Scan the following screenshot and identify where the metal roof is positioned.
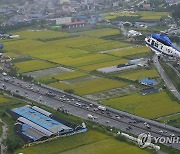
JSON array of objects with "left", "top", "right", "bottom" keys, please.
[
  {"left": 140, "top": 78, "right": 157, "bottom": 85},
  {"left": 18, "top": 117, "right": 53, "bottom": 136},
  {"left": 32, "top": 106, "right": 52, "bottom": 117},
  {"left": 13, "top": 106, "right": 72, "bottom": 134}
]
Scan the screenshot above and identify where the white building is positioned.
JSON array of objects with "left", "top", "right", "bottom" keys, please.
[
  {"left": 128, "top": 30, "right": 142, "bottom": 37},
  {"left": 55, "top": 17, "right": 72, "bottom": 25}
]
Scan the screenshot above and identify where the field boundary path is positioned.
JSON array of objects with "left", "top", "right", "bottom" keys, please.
[
  {"left": 167, "top": 63, "right": 180, "bottom": 78},
  {"left": 153, "top": 55, "right": 180, "bottom": 100},
  {"left": 99, "top": 45, "right": 136, "bottom": 54},
  {"left": 0, "top": 118, "right": 8, "bottom": 154}
]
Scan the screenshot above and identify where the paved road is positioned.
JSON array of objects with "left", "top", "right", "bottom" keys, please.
[
  {"left": 167, "top": 63, "right": 180, "bottom": 78},
  {"left": 0, "top": 74, "right": 180, "bottom": 150},
  {"left": 153, "top": 55, "right": 180, "bottom": 100}
]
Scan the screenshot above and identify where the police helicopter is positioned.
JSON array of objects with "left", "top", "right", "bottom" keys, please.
[{"left": 145, "top": 33, "right": 180, "bottom": 59}]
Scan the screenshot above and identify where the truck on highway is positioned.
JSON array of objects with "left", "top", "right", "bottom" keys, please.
[
  {"left": 87, "top": 114, "right": 94, "bottom": 119},
  {"left": 98, "top": 106, "right": 106, "bottom": 111}
]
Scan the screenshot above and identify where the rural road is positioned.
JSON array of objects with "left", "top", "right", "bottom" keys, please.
[
  {"left": 99, "top": 46, "right": 136, "bottom": 54},
  {"left": 153, "top": 55, "right": 180, "bottom": 100},
  {"left": 0, "top": 119, "right": 8, "bottom": 154}
]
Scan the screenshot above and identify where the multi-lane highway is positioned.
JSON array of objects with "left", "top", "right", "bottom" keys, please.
[
  {"left": 0, "top": 74, "right": 180, "bottom": 150},
  {"left": 153, "top": 55, "right": 180, "bottom": 100}
]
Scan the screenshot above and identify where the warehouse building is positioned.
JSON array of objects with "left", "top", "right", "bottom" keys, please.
[
  {"left": 10, "top": 105, "right": 87, "bottom": 143},
  {"left": 55, "top": 17, "right": 72, "bottom": 25},
  {"left": 62, "top": 21, "right": 86, "bottom": 29}
]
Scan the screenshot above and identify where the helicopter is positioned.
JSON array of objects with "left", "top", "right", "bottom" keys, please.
[{"left": 145, "top": 33, "right": 180, "bottom": 59}]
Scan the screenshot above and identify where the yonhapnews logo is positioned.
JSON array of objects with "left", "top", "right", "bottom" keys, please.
[
  {"left": 138, "top": 133, "right": 152, "bottom": 148},
  {"left": 138, "top": 132, "right": 180, "bottom": 148}
]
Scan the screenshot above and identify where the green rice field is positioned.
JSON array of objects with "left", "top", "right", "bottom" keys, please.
[
  {"left": 119, "top": 68, "right": 160, "bottom": 81},
  {"left": 15, "top": 130, "right": 150, "bottom": 154},
  {"left": 102, "top": 92, "right": 180, "bottom": 119},
  {"left": 49, "top": 78, "right": 127, "bottom": 96},
  {"left": 14, "top": 59, "right": 57, "bottom": 73}
]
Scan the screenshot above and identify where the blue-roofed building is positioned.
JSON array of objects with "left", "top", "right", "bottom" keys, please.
[
  {"left": 139, "top": 78, "right": 157, "bottom": 86},
  {"left": 10, "top": 105, "right": 87, "bottom": 143},
  {"left": 13, "top": 106, "right": 73, "bottom": 135}
]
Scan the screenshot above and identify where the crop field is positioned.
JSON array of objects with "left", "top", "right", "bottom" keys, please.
[
  {"left": 110, "top": 46, "right": 150, "bottom": 57},
  {"left": 14, "top": 59, "right": 57, "bottom": 73},
  {"left": 0, "top": 96, "right": 10, "bottom": 104},
  {"left": 102, "top": 92, "right": 180, "bottom": 119},
  {"left": 81, "top": 28, "right": 121, "bottom": 38},
  {"left": 49, "top": 78, "right": 127, "bottom": 96},
  {"left": 104, "top": 12, "right": 139, "bottom": 20},
  {"left": 24, "top": 66, "right": 73, "bottom": 78},
  {"left": 51, "top": 36, "right": 108, "bottom": 48},
  {"left": 13, "top": 30, "right": 70, "bottom": 40},
  {"left": 66, "top": 75, "right": 96, "bottom": 84},
  {"left": 158, "top": 113, "right": 180, "bottom": 123},
  {"left": 37, "top": 71, "right": 88, "bottom": 83},
  {"left": 3, "top": 39, "right": 90, "bottom": 60},
  {"left": 79, "top": 59, "right": 128, "bottom": 72},
  {"left": 79, "top": 41, "right": 132, "bottom": 52},
  {"left": 104, "top": 11, "right": 169, "bottom": 21},
  {"left": 51, "top": 53, "right": 118, "bottom": 67},
  {"left": 158, "top": 113, "right": 180, "bottom": 128},
  {"left": 15, "top": 130, "right": 150, "bottom": 154},
  {"left": 119, "top": 68, "right": 160, "bottom": 81}
]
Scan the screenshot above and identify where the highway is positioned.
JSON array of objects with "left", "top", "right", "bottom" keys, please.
[
  {"left": 167, "top": 63, "right": 180, "bottom": 78},
  {"left": 0, "top": 74, "right": 180, "bottom": 150},
  {"left": 153, "top": 55, "right": 180, "bottom": 100}
]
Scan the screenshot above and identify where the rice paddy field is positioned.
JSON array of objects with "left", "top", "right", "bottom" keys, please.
[
  {"left": 80, "top": 28, "right": 121, "bottom": 38},
  {"left": 14, "top": 59, "right": 57, "bottom": 73},
  {"left": 2, "top": 27, "right": 179, "bottom": 120},
  {"left": 109, "top": 46, "right": 150, "bottom": 57},
  {"left": 102, "top": 92, "right": 180, "bottom": 119},
  {"left": 49, "top": 78, "right": 127, "bottom": 96},
  {"left": 15, "top": 130, "right": 150, "bottom": 154},
  {"left": 118, "top": 67, "right": 160, "bottom": 81},
  {"left": 104, "top": 11, "right": 169, "bottom": 22},
  {"left": 37, "top": 71, "right": 88, "bottom": 83},
  {"left": 13, "top": 30, "right": 70, "bottom": 40}
]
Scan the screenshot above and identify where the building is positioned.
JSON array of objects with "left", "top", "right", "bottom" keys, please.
[
  {"left": 62, "top": 21, "right": 86, "bottom": 29},
  {"left": 128, "top": 58, "right": 145, "bottom": 65},
  {"left": 55, "top": 17, "right": 72, "bottom": 25},
  {"left": 128, "top": 30, "right": 142, "bottom": 37},
  {"left": 97, "top": 63, "right": 138, "bottom": 74},
  {"left": 140, "top": 87, "right": 159, "bottom": 95},
  {"left": 139, "top": 78, "right": 157, "bottom": 86},
  {"left": 9, "top": 105, "right": 87, "bottom": 143},
  {"left": 9, "top": 35, "right": 20, "bottom": 39}
]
